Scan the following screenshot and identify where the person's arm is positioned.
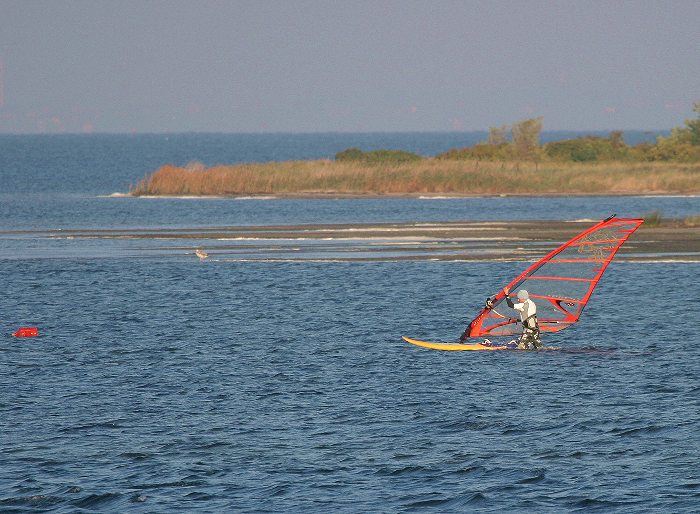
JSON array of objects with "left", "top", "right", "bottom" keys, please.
[{"left": 503, "top": 287, "right": 515, "bottom": 308}]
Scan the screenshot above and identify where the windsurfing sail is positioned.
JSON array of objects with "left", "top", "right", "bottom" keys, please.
[{"left": 464, "top": 215, "right": 644, "bottom": 339}]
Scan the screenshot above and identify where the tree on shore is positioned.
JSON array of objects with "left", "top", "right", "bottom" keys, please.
[
  {"left": 609, "top": 130, "right": 625, "bottom": 150},
  {"left": 487, "top": 125, "right": 509, "bottom": 145},
  {"left": 511, "top": 117, "right": 543, "bottom": 161},
  {"left": 646, "top": 101, "right": 700, "bottom": 161},
  {"left": 686, "top": 101, "right": 700, "bottom": 145},
  {"left": 435, "top": 101, "right": 700, "bottom": 163}
]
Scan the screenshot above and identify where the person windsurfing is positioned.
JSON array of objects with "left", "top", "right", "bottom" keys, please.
[{"left": 502, "top": 286, "right": 542, "bottom": 350}]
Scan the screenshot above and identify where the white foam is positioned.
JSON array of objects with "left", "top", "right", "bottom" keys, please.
[
  {"left": 324, "top": 226, "right": 507, "bottom": 232},
  {"left": 216, "top": 236, "right": 437, "bottom": 241},
  {"left": 417, "top": 195, "right": 496, "bottom": 200},
  {"left": 216, "top": 258, "right": 347, "bottom": 263},
  {"left": 637, "top": 194, "right": 699, "bottom": 198},
  {"left": 135, "top": 195, "right": 224, "bottom": 200},
  {"left": 98, "top": 192, "right": 130, "bottom": 198},
  {"left": 633, "top": 259, "right": 700, "bottom": 264},
  {"left": 112, "top": 194, "right": 279, "bottom": 200}
]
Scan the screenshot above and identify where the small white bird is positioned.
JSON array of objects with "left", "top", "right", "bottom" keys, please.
[{"left": 195, "top": 248, "right": 209, "bottom": 261}]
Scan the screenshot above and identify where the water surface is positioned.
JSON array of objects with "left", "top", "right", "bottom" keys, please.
[
  {"left": 1, "top": 258, "right": 698, "bottom": 512},
  {"left": 1, "top": 133, "right": 698, "bottom": 512}
]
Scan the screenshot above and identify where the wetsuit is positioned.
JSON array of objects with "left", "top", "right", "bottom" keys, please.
[{"left": 505, "top": 295, "right": 542, "bottom": 349}]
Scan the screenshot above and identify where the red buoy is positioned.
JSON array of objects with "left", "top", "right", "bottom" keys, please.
[{"left": 13, "top": 327, "right": 38, "bottom": 337}]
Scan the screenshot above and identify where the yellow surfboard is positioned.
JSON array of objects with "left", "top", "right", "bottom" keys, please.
[{"left": 402, "top": 336, "right": 509, "bottom": 351}]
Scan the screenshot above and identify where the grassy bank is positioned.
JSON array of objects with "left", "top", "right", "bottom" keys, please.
[{"left": 130, "top": 159, "right": 700, "bottom": 196}]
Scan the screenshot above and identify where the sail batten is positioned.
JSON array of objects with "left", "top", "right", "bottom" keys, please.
[
  {"left": 525, "top": 276, "right": 596, "bottom": 283},
  {"left": 465, "top": 216, "right": 644, "bottom": 339}
]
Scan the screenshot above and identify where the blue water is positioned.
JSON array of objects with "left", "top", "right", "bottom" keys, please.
[
  {"left": 1, "top": 134, "right": 699, "bottom": 512},
  {"left": 0, "top": 131, "right": 665, "bottom": 195}
]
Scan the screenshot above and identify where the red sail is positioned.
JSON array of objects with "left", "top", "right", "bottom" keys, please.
[{"left": 466, "top": 216, "right": 644, "bottom": 339}]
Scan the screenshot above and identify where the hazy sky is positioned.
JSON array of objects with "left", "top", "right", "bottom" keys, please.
[{"left": 1, "top": 0, "right": 698, "bottom": 133}]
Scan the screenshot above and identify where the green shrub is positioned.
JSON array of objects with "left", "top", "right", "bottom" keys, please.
[
  {"left": 628, "top": 143, "right": 655, "bottom": 161},
  {"left": 435, "top": 143, "right": 511, "bottom": 160},
  {"left": 544, "top": 136, "right": 628, "bottom": 162},
  {"left": 644, "top": 140, "right": 700, "bottom": 162},
  {"left": 335, "top": 148, "right": 365, "bottom": 161},
  {"left": 335, "top": 148, "right": 422, "bottom": 164}
]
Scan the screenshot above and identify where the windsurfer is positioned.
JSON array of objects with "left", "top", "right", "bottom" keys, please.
[{"left": 503, "top": 287, "right": 542, "bottom": 350}]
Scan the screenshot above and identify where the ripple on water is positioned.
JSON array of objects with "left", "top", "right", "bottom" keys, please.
[{"left": 1, "top": 258, "right": 699, "bottom": 512}]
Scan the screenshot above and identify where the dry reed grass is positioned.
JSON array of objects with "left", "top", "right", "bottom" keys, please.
[
  {"left": 129, "top": 159, "right": 700, "bottom": 196},
  {"left": 683, "top": 215, "right": 700, "bottom": 227}
]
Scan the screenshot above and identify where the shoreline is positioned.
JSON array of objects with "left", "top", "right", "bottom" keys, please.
[
  {"left": 36, "top": 219, "right": 700, "bottom": 262},
  {"left": 119, "top": 191, "right": 700, "bottom": 199}
]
